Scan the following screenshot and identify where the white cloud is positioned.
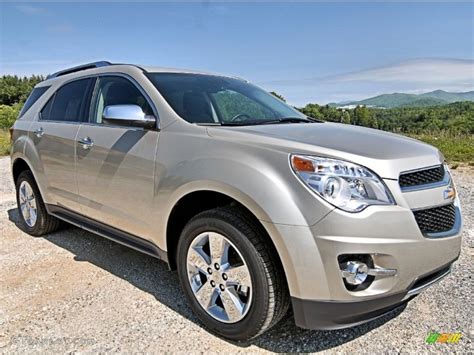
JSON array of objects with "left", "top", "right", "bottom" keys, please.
[
  {"left": 15, "top": 5, "right": 48, "bottom": 15},
  {"left": 330, "top": 58, "right": 474, "bottom": 86},
  {"left": 259, "top": 58, "right": 474, "bottom": 105}
]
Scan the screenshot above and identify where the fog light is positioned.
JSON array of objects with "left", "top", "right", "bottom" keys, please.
[
  {"left": 340, "top": 257, "right": 398, "bottom": 291},
  {"left": 341, "top": 261, "right": 369, "bottom": 285}
]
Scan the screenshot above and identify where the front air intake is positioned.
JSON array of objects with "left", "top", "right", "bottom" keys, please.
[{"left": 413, "top": 203, "right": 456, "bottom": 235}]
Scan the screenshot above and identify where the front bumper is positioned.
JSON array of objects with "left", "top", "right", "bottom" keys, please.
[
  {"left": 260, "top": 198, "right": 462, "bottom": 330},
  {"left": 291, "top": 260, "right": 454, "bottom": 329}
]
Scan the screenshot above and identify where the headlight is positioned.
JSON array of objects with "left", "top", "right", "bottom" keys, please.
[{"left": 290, "top": 154, "right": 395, "bottom": 212}]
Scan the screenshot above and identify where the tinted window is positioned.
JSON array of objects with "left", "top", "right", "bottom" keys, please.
[
  {"left": 147, "top": 73, "right": 304, "bottom": 124},
  {"left": 41, "top": 97, "right": 54, "bottom": 120},
  {"left": 19, "top": 86, "right": 50, "bottom": 118},
  {"left": 41, "top": 78, "right": 92, "bottom": 122},
  {"left": 91, "top": 76, "right": 153, "bottom": 124}
]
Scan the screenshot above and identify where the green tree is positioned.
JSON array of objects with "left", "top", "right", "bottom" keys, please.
[
  {"left": 0, "top": 75, "right": 44, "bottom": 105},
  {"left": 341, "top": 110, "right": 351, "bottom": 124},
  {"left": 0, "top": 103, "right": 21, "bottom": 128}
]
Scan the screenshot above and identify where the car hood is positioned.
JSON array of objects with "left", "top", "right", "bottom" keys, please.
[{"left": 207, "top": 122, "right": 444, "bottom": 179}]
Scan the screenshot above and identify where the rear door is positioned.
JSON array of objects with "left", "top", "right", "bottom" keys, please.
[
  {"left": 75, "top": 75, "right": 159, "bottom": 239},
  {"left": 29, "top": 77, "right": 94, "bottom": 210}
]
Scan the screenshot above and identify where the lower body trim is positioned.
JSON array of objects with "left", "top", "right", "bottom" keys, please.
[
  {"left": 291, "top": 292, "right": 408, "bottom": 330},
  {"left": 46, "top": 204, "right": 168, "bottom": 263}
]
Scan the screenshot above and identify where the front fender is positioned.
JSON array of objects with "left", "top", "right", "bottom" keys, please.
[
  {"left": 153, "top": 160, "right": 328, "bottom": 299},
  {"left": 155, "top": 153, "right": 324, "bottom": 230}
]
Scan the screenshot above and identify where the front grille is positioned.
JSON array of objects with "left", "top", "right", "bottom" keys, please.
[
  {"left": 399, "top": 165, "right": 445, "bottom": 189},
  {"left": 413, "top": 203, "right": 456, "bottom": 234}
]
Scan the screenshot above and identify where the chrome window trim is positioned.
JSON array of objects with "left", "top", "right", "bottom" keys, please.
[{"left": 36, "top": 72, "right": 160, "bottom": 130}]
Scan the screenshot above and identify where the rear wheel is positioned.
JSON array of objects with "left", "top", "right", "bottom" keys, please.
[
  {"left": 177, "top": 206, "right": 289, "bottom": 340},
  {"left": 15, "top": 170, "right": 61, "bottom": 236}
]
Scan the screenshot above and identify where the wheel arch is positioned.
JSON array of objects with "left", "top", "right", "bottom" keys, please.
[
  {"left": 165, "top": 189, "right": 284, "bottom": 277},
  {"left": 12, "top": 157, "right": 33, "bottom": 183},
  {"left": 11, "top": 156, "right": 50, "bottom": 209}
]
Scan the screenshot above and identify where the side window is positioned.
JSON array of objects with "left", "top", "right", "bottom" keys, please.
[
  {"left": 19, "top": 86, "right": 50, "bottom": 118},
  {"left": 40, "top": 96, "right": 54, "bottom": 120},
  {"left": 92, "top": 76, "right": 153, "bottom": 124},
  {"left": 41, "top": 78, "right": 92, "bottom": 122}
]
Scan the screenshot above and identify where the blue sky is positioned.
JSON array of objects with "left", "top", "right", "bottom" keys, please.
[{"left": 1, "top": 1, "right": 473, "bottom": 105}]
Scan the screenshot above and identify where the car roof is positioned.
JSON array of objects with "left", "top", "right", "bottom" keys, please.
[{"left": 39, "top": 61, "right": 240, "bottom": 87}]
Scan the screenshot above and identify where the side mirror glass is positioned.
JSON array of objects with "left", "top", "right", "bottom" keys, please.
[{"left": 102, "top": 105, "right": 156, "bottom": 129}]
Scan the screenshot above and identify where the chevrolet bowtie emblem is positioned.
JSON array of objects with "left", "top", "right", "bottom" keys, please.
[{"left": 444, "top": 187, "right": 456, "bottom": 200}]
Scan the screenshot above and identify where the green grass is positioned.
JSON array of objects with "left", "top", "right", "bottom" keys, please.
[
  {"left": 409, "top": 134, "right": 474, "bottom": 164},
  {"left": 0, "top": 129, "right": 10, "bottom": 156}
]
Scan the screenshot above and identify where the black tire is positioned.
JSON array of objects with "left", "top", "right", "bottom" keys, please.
[
  {"left": 177, "top": 206, "right": 290, "bottom": 340},
  {"left": 15, "top": 170, "right": 61, "bottom": 236}
]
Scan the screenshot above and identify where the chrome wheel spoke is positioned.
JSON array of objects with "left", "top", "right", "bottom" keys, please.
[
  {"left": 25, "top": 183, "right": 33, "bottom": 199},
  {"left": 19, "top": 185, "right": 27, "bottom": 203},
  {"left": 20, "top": 204, "right": 29, "bottom": 216},
  {"left": 29, "top": 207, "right": 37, "bottom": 226},
  {"left": 19, "top": 181, "right": 37, "bottom": 228},
  {"left": 208, "top": 232, "right": 230, "bottom": 265},
  {"left": 220, "top": 288, "right": 245, "bottom": 322},
  {"left": 188, "top": 247, "right": 211, "bottom": 274},
  {"left": 224, "top": 265, "right": 252, "bottom": 289},
  {"left": 195, "top": 285, "right": 218, "bottom": 310}
]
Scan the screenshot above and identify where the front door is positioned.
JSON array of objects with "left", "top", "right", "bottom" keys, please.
[{"left": 75, "top": 75, "right": 159, "bottom": 239}]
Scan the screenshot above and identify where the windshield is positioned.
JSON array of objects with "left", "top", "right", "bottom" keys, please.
[{"left": 147, "top": 73, "right": 308, "bottom": 125}]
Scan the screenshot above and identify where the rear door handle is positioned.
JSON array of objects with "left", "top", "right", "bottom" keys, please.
[
  {"left": 33, "top": 127, "right": 44, "bottom": 138},
  {"left": 77, "top": 137, "right": 94, "bottom": 150}
]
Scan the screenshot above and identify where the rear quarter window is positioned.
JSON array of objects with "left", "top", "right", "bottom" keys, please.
[{"left": 18, "top": 86, "right": 50, "bottom": 118}]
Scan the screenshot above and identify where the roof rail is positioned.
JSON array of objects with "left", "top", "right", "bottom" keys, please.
[{"left": 46, "top": 61, "right": 112, "bottom": 79}]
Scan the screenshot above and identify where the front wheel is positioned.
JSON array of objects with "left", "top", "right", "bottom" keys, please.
[{"left": 177, "top": 206, "right": 289, "bottom": 340}]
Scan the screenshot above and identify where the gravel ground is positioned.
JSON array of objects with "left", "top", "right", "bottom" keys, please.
[{"left": 0, "top": 156, "right": 472, "bottom": 353}]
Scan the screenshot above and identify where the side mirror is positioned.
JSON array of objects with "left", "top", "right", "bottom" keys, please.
[{"left": 102, "top": 105, "right": 157, "bottom": 129}]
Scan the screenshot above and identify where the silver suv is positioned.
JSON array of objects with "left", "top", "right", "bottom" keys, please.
[{"left": 10, "top": 61, "right": 462, "bottom": 340}]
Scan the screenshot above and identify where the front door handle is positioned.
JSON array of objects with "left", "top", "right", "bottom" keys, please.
[
  {"left": 33, "top": 127, "right": 44, "bottom": 138},
  {"left": 77, "top": 137, "right": 94, "bottom": 150}
]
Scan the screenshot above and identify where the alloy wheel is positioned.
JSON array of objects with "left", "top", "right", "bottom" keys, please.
[
  {"left": 19, "top": 180, "right": 37, "bottom": 227},
  {"left": 186, "top": 231, "right": 253, "bottom": 323}
]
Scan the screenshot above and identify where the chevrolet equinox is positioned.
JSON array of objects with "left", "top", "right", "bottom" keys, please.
[{"left": 10, "top": 61, "right": 462, "bottom": 340}]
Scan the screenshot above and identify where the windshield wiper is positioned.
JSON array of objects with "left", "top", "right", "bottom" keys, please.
[
  {"left": 258, "top": 117, "right": 315, "bottom": 125},
  {"left": 195, "top": 121, "right": 263, "bottom": 126},
  {"left": 195, "top": 117, "right": 318, "bottom": 126}
]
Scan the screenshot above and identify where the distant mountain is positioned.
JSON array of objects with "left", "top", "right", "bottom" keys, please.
[
  {"left": 334, "top": 90, "right": 474, "bottom": 108},
  {"left": 397, "top": 97, "right": 448, "bottom": 108},
  {"left": 419, "top": 90, "right": 474, "bottom": 103}
]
